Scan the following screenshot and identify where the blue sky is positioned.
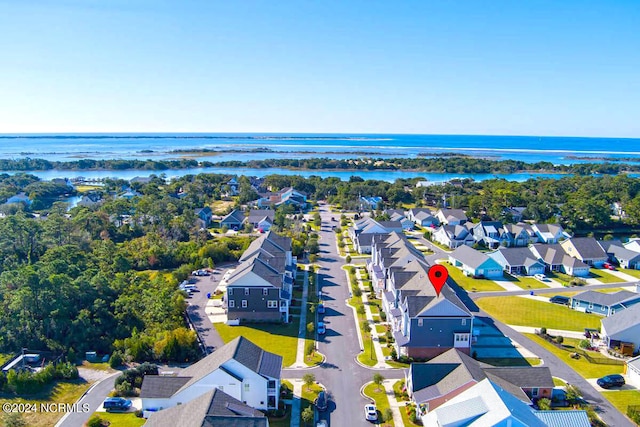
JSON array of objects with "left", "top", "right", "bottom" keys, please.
[{"left": 0, "top": 0, "right": 638, "bottom": 136}]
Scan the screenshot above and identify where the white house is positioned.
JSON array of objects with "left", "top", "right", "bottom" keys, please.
[
  {"left": 432, "top": 225, "right": 474, "bottom": 249},
  {"left": 436, "top": 208, "right": 468, "bottom": 226},
  {"left": 601, "top": 303, "right": 640, "bottom": 352},
  {"left": 626, "top": 356, "right": 640, "bottom": 389},
  {"left": 140, "top": 337, "right": 282, "bottom": 413}
]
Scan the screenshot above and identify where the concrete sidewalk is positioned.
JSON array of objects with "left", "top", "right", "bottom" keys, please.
[
  {"left": 356, "top": 268, "right": 388, "bottom": 369},
  {"left": 509, "top": 325, "right": 586, "bottom": 340},
  {"left": 291, "top": 268, "right": 311, "bottom": 368}
]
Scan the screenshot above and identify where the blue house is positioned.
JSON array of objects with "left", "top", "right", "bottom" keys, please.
[
  {"left": 570, "top": 290, "right": 640, "bottom": 316},
  {"left": 488, "top": 247, "right": 546, "bottom": 276},
  {"left": 448, "top": 245, "right": 504, "bottom": 279}
]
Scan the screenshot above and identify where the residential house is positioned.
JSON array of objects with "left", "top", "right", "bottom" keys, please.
[
  {"left": 503, "top": 206, "right": 527, "bottom": 222},
  {"left": 369, "top": 232, "right": 429, "bottom": 293},
  {"left": 194, "top": 207, "right": 213, "bottom": 228},
  {"left": 5, "top": 192, "right": 32, "bottom": 206},
  {"left": 349, "top": 217, "right": 401, "bottom": 253},
  {"left": 225, "top": 231, "right": 295, "bottom": 323},
  {"left": 256, "top": 188, "right": 307, "bottom": 209},
  {"left": 76, "top": 193, "right": 103, "bottom": 208},
  {"left": 502, "top": 223, "right": 539, "bottom": 247},
  {"left": 624, "top": 239, "right": 640, "bottom": 254},
  {"left": 435, "top": 208, "right": 468, "bottom": 225},
  {"left": 359, "top": 196, "right": 383, "bottom": 210},
  {"left": 226, "top": 177, "right": 239, "bottom": 196},
  {"left": 488, "top": 247, "right": 545, "bottom": 276},
  {"left": 448, "top": 245, "right": 504, "bottom": 279},
  {"left": 407, "top": 349, "right": 554, "bottom": 416},
  {"left": 530, "top": 244, "right": 590, "bottom": 277},
  {"left": 140, "top": 336, "right": 281, "bottom": 413},
  {"left": 626, "top": 355, "right": 640, "bottom": 389},
  {"left": 561, "top": 237, "right": 608, "bottom": 267},
  {"left": 387, "top": 274, "right": 474, "bottom": 359},
  {"left": 570, "top": 290, "right": 640, "bottom": 316},
  {"left": 220, "top": 209, "right": 246, "bottom": 230},
  {"left": 130, "top": 176, "right": 153, "bottom": 185},
  {"left": 600, "top": 240, "right": 640, "bottom": 269},
  {"left": 422, "top": 378, "right": 588, "bottom": 427},
  {"left": 118, "top": 188, "right": 142, "bottom": 199},
  {"left": 531, "top": 223, "right": 568, "bottom": 244},
  {"left": 256, "top": 217, "right": 273, "bottom": 233},
  {"left": 143, "top": 388, "right": 268, "bottom": 427},
  {"left": 406, "top": 208, "right": 439, "bottom": 228},
  {"left": 601, "top": 304, "right": 640, "bottom": 352},
  {"left": 247, "top": 210, "right": 275, "bottom": 228},
  {"left": 471, "top": 221, "right": 507, "bottom": 249},
  {"left": 386, "top": 210, "right": 414, "bottom": 230},
  {"left": 432, "top": 225, "right": 474, "bottom": 249}
]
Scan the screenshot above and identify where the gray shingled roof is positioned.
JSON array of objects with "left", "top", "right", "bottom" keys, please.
[
  {"left": 450, "top": 245, "right": 491, "bottom": 269},
  {"left": 492, "top": 247, "right": 542, "bottom": 267},
  {"left": 601, "top": 303, "right": 640, "bottom": 336},
  {"left": 144, "top": 388, "right": 266, "bottom": 427},
  {"left": 247, "top": 209, "right": 275, "bottom": 224},
  {"left": 221, "top": 209, "right": 246, "bottom": 224},
  {"left": 563, "top": 237, "right": 608, "bottom": 259},
  {"left": 572, "top": 290, "right": 638, "bottom": 306},
  {"left": 140, "top": 376, "right": 190, "bottom": 398},
  {"left": 483, "top": 367, "right": 554, "bottom": 388}
]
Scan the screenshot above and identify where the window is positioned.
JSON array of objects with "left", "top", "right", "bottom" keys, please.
[
  {"left": 263, "top": 288, "right": 269, "bottom": 295},
  {"left": 244, "top": 383, "right": 250, "bottom": 392},
  {"left": 242, "top": 300, "right": 248, "bottom": 308},
  {"left": 417, "top": 319, "right": 423, "bottom": 326},
  {"left": 531, "top": 388, "right": 539, "bottom": 397},
  {"left": 601, "top": 306, "right": 606, "bottom": 312},
  {"left": 229, "top": 300, "right": 235, "bottom": 308},
  {"left": 245, "top": 288, "right": 250, "bottom": 295},
  {"left": 461, "top": 319, "right": 466, "bottom": 326},
  {"left": 228, "top": 288, "right": 233, "bottom": 296},
  {"left": 267, "top": 300, "right": 278, "bottom": 308},
  {"left": 268, "top": 380, "right": 276, "bottom": 389},
  {"left": 588, "top": 303, "right": 594, "bottom": 310}
]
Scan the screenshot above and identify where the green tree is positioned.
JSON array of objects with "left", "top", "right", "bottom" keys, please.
[
  {"left": 301, "top": 406, "right": 314, "bottom": 425},
  {"left": 373, "top": 373, "right": 385, "bottom": 391},
  {"left": 302, "top": 373, "right": 316, "bottom": 391}
]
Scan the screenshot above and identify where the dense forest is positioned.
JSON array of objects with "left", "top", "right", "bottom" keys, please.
[
  {"left": 2, "top": 171, "right": 640, "bottom": 365},
  {"left": 0, "top": 156, "right": 639, "bottom": 174}
]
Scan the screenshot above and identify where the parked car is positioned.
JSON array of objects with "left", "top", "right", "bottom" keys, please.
[
  {"left": 549, "top": 295, "right": 570, "bottom": 305},
  {"left": 317, "top": 321, "right": 326, "bottom": 335},
  {"left": 316, "top": 421, "right": 328, "bottom": 427},
  {"left": 603, "top": 262, "right": 616, "bottom": 271},
  {"left": 597, "top": 374, "right": 625, "bottom": 389},
  {"left": 315, "top": 391, "right": 328, "bottom": 411},
  {"left": 317, "top": 303, "right": 326, "bottom": 314},
  {"left": 103, "top": 397, "right": 132, "bottom": 412},
  {"left": 534, "top": 273, "right": 547, "bottom": 281},
  {"left": 364, "top": 403, "right": 378, "bottom": 421}
]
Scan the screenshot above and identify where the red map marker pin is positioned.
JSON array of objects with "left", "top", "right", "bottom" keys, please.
[{"left": 428, "top": 265, "right": 449, "bottom": 297}]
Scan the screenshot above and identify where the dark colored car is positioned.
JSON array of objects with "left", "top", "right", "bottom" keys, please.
[
  {"left": 315, "top": 391, "right": 328, "bottom": 411},
  {"left": 103, "top": 397, "right": 132, "bottom": 412},
  {"left": 549, "top": 295, "right": 570, "bottom": 305},
  {"left": 597, "top": 374, "right": 625, "bottom": 389},
  {"left": 317, "top": 303, "right": 326, "bottom": 314}
]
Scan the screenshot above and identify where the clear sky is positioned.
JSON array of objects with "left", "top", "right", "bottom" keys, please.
[{"left": 0, "top": 0, "right": 639, "bottom": 136}]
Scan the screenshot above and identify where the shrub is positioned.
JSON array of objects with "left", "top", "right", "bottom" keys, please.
[
  {"left": 352, "top": 287, "right": 362, "bottom": 297},
  {"left": 579, "top": 339, "right": 591, "bottom": 349},
  {"left": 86, "top": 416, "right": 104, "bottom": 427},
  {"left": 380, "top": 311, "right": 387, "bottom": 321},
  {"left": 109, "top": 351, "right": 124, "bottom": 368},
  {"left": 357, "top": 305, "right": 366, "bottom": 315},
  {"left": 537, "top": 398, "right": 551, "bottom": 410},
  {"left": 307, "top": 322, "right": 314, "bottom": 334},
  {"left": 555, "top": 335, "right": 564, "bottom": 344},
  {"left": 378, "top": 336, "right": 387, "bottom": 344},
  {"left": 540, "top": 327, "right": 547, "bottom": 335},
  {"left": 348, "top": 266, "right": 355, "bottom": 275},
  {"left": 305, "top": 342, "right": 315, "bottom": 356}
]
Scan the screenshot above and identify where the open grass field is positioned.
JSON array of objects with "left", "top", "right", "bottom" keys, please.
[
  {"left": 209, "top": 200, "right": 235, "bottom": 215},
  {"left": 214, "top": 322, "right": 299, "bottom": 366},
  {"left": 446, "top": 264, "right": 505, "bottom": 292},
  {"left": 602, "top": 390, "right": 640, "bottom": 421},
  {"left": 477, "top": 296, "right": 601, "bottom": 331},
  {"left": 74, "top": 184, "right": 103, "bottom": 193},
  {"left": 589, "top": 269, "right": 624, "bottom": 284},
  {"left": 0, "top": 380, "right": 92, "bottom": 427},
  {"left": 92, "top": 412, "right": 146, "bottom": 427},
  {"left": 504, "top": 273, "right": 551, "bottom": 290},
  {"left": 363, "top": 382, "right": 394, "bottom": 426},
  {"left": 524, "top": 334, "right": 624, "bottom": 378}
]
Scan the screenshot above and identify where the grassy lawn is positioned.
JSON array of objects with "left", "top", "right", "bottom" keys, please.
[
  {"left": 602, "top": 390, "right": 640, "bottom": 419},
  {"left": 446, "top": 264, "right": 505, "bottom": 292},
  {"left": 345, "top": 268, "right": 378, "bottom": 367},
  {"left": 0, "top": 380, "right": 92, "bottom": 427},
  {"left": 547, "top": 271, "right": 578, "bottom": 286},
  {"left": 210, "top": 200, "right": 235, "bottom": 214},
  {"left": 503, "top": 273, "right": 550, "bottom": 290},
  {"left": 81, "top": 361, "right": 114, "bottom": 371},
  {"left": 525, "top": 333, "right": 624, "bottom": 378},
  {"left": 92, "top": 412, "right": 145, "bottom": 427},
  {"left": 376, "top": 325, "right": 388, "bottom": 334},
  {"left": 477, "top": 296, "right": 601, "bottom": 331},
  {"left": 300, "top": 383, "right": 324, "bottom": 424},
  {"left": 428, "top": 239, "right": 452, "bottom": 252},
  {"left": 589, "top": 269, "right": 624, "bottom": 284},
  {"left": 621, "top": 268, "right": 640, "bottom": 279},
  {"left": 553, "top": 377, "right": 567, "bottom": 386},
  {"left": 214, "top": 322, "right": 298, "bottom": 366},
  {"left": 74, "top": 184, "right": 102, "bottom": 192},
  {"left": 363, "top": 383, "right": 394, "bottom": 426}
]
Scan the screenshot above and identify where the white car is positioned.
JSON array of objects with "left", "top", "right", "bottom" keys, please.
[
  {"left": 316, "top": 421, "right": 328, "bottom": 427},
  {"left": 364, "top": 403, "right": 378, "bottom": 421},
  {"left": 534, "top": 273, "right": 547, "bottom": 281}
]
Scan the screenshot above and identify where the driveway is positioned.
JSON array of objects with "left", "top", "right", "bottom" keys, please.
[{"left": 56, "top": 372, "right": 121, "bottom": 427}]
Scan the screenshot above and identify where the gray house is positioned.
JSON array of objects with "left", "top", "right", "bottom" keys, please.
[
  {"left": 471, "top": 221, "right": 506, "bottom": 249},
  {"left": 570, "top": 290, "right": 640, "bottom": 316},
  {"left": 194, "top": 207, "right": 213, "bottom": 227},
  {"left": 247, "top": 209, "right": 275, "bottom": 228},
  {"left": 225, "top": 231, "right": 295, "bottom": 323},
  {"left": 561, "top": 237, "right": 608, "bottom": 267},
  {"left": 220, "top": 209, "right": 246, "bottom": 230},
  {"left": 488, "top": 247, "right": 545, "bottom": 276},
  {"left": 406, "top": 208, "right": 439, "bottom": 227},
  {"left": 599, "top": 240, "right": 640, "bottom": 269}
]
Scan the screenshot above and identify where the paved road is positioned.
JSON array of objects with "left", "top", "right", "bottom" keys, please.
[
  {"left": 56, "top": 372, "right": 120, "bottom": 427},
  {"left": 185, "top": 269, "right": 228, "bottom": 353},
  {"left": 468, "top": 281, "right": 638, "bottom": 299},
  {"left": 284, "top": 205, "right": 404, "bottom": 426}
]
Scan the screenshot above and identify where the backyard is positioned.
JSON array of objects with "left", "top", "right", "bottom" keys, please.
[
  {"left": 91, "top": 412, "right": 146, "bottom": 427},
  {"left": 445, "top": 264, "right": 505, "bottom": 292},
  {"left": 214, "top": 322, "right": 299, "bottom": 366},
  {"left": 477, "top": 296, "right": 601, "bottom": 331},
  {"left": 602, "top": 390, "right": 640, "bottom": 421}
]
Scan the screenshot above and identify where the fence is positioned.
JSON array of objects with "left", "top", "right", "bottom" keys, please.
[{"left": 536, "top": 332, "right": 625, "bottom": 366}]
